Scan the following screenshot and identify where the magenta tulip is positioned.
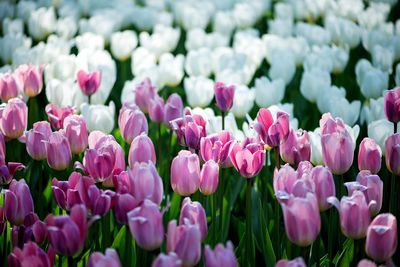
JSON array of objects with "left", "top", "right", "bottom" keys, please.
[
  {"left": 358, "top": 138, "right": 382, "bottom": 174},
  {"left": 77, "top": 70, "right": 101, "bottom": 96},
  {"left": 0, "top": 73, "right": 19, "bottom": 102},
  {"left": 267, "top": 112, "right": 290, "bottom": 147},
  {"left": 128, "top": 199, "right": 164, "bottom": 250},
  {"left": 128, "top": 133, "right": 156, "bottom": 167},
  {"left": 385, "top": 133, "right": 400, "bottom": 175},
  {"left": 20, "top": 65, "right": 43, "bottom": 97},
  {"left": 25, "top": 121, "right": 52, "bottom": 160},
  {"left": 149, "top": 96, "right": 165, "bottom": 123},
  {"left": 63, "top": 115, "right": 88, "bottom": 154},
  {"left": 118, "top": 102, "right": 148, "bottom": 144},
  {"left": 0, "top": 206, "right": 5, "bottom": 235},
  {"left": 45, "top": 130, "right": 72, "bottom": 171},
  {"left": 4, "top": 179, "right": 34, "bottom": 226},
  {"left": 280, "top": 129, "right": 311, "bottom": 166},
  {"left": 253, "top": 108, "right": 273, "bottom": 144},
  {"left": 0, "top": 133, "right": 5, "bottom": 165},
  {"left": 45, "top": 104, "right": 75, "bottom": 130},
  {"left": 8, "top": 242, "right": 52, "bottom": 267},
  {"left": 0, "top": 97, "right": 27, "bottom": 139},
  {"left": 204, "top": 241, "right": 238, "bottom": 267},
  {"left": 152, "top": 252, "right": 182, "bottom": 267},
  {"left": 114, "top": 193, "right": 139, "bottom": 224},
  {"left": 134, "top": 78, "right": 157, "bottom": 113},
  {"left": 87, "top": 248, "right": 122, "bottom": 267},
  {"left": 179, "top": 197, "right": 208, "bottom": 241},
  {"left": 275, "top": 257, "right": 306, "bottom": 267},
  {"left": 200, "top": 130, "right": 234, "bottom": 168},
  {"left": 164, "top": 93, "right": 183, "bottom": 126},
  {"left": 365, "top": 213, "right": 397, "bottom": 262},
  {"left": 384, "top": 87, "right": 400, "bottom": 123},
  {"left": 84, "top": 143, "right": 116, "bottom": 182},
  {"left": 229, "top": 141, "right": 265, "bottom": 178},
  {"left": 0, "top": 162, "right": 25, "bottom": 185},
  {"left": 171, "top": 150, "right": 200, "bottom": 196},
  {"left": 200, "top": 160, "right": 219, "bottom": 195},
  {"left": 309, "top": 166, "right": 335, "bottom": 211},
  {"left": 214, "top": 82, "right": 235, "bottom": 112}
]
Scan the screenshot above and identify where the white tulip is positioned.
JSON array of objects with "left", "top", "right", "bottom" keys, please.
[
  {"left": 75, "top": 32, "right": 105, "bottom": 52},
  {"left": 45, "top": 54, "right": 78, "bottom": 83},
  {"left": 110, "top": 30, "right": 138, "bottom": 61},
  {"left": 158, "top": 53, "right": 184, "bottom": 87},
  {"left": 233, "top": 30, "right": 266, "bottom": 68},
  {"left": 368, "top": 119, "right": 397, "bottom": 151},
  {"left": 139, "top": 24, "right": 180, "bottom": 58},
  {"left": 185, "top": 48, "right": 213, "bottom": 77},
  {"left": 253, "top": 77, "right": 285, "bottom": 108},
  {"left": 231, "top": 85, "right": 255, "bottom": 118},
  {"left": 396, "top": 63, "right": 400, "bottom": 86},
  {"left": 358, "top": 3, "right": 390, "bottom": 30},
  {"left": 185, "top": 28, "right": 229, "bottom": 51},
  {"left": 295, "top": 22, "right": 331, "bottom": 46},
  {"left": 345, "top": 123, "right": 360, "bottom": 146},
  {"left": 268, "top": 19, "right": 293, "bottom": 37},
  {"left": 300, "top": 68, "right": 331, "bottom": 102},
  {"left": 309, "top": 128, "right": 323, "bottom": 165},
  {"left": 224, "top": 112, "right": 245, "bottom": 141},
  {"left": 28, "top": 7, "right": 56, "bottom": 41},
  {"left": 80, "top": 101, "right": 115, "bottom": 134},
  {"left": 0, "top": 33, "right": 31, "bottom": 64},
  {"left": 317, "top": 86, "right": 346, "bottom": 114},
  {"left": 3, "top": 18, "right": 24, "bottom": 35},
  {"left": 269, "top": 49, "right": 296, "bottom": 85},
  {"left": 303, "top": 46, "right": 334, "bottom": 73},
  {"left": 371, "top": 45, "right": 395, "bottom": 74},
  {"left": 274, "top": 2, "right": 293, "bottom": 21},
  {"left": 324, "top": 15, "right": 361, "bottom": 49},
  {"left": 46, "top": 79, "right": 86, "bottom": 109},
  {"left": 329, "top": 0, "right": 364, "bottom": 20},
  {"left": 356, "top": 59, "right": 389, "bottom": 99},
  {"left": 232, "top": 2, "right": 259, "bottom": 28},
  {"left": 173, "top": 1, "right": 214, "bottom": 31},
  {"left": 362, "top": 29, "right": 393, "bottom": 53},
  {"left": 16, "top": 1, "right": 37, "bottom": 23},
  {"left": 120, "top": 79, "right": 139, "bottom": 105},
  {"left": 79, "top": 11, "right": 122, "bottom": 41},
  {"left": 131, "top": 47, "right": 157, "bottom": 77},
  {"left": 184, "top": 76, "right": 214, "bottom": 108},
  {"left": 329, "top": 97, "right": 361, "bottom": 126},
  {"left": 56, "top": 16, "right": 78, "bottom": 40},
  {"left": 360, "top": 97, "right": 385, "bottom": 125},
  {"left": 213, "top": 11, "right": 235, "bottom": 36}
]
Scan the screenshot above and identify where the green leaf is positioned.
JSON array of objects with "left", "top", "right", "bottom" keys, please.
[{"left": 255, "top": 197, "right": 276, "bottom": 266}]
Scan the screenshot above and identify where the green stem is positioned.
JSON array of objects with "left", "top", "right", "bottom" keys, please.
[
  {"left": 3, "top": 222, "right": 7, "bottom": 266},
  {"left": 68, "top": 256, "right": 74, "bottom": 267},
  {"left": 219, "top": 168, "right": 225, "bottom": 241},
  {"left": 245, "top": 179, "right": 254, "bottom": 267},
  {"left": 274, "top": 147, "right": 281, "bottom": 259},
  {"left": 389, "top": 174, "right": 396, "bottom": 214},
  {"left": 394, "top": 122, "right": 397, "bottom": 134},
  {"left": 221, "top": 111, "right": 225, "bottom": 130},
  {"left": 328, "top": 209, "right": 334, "bottom": 264},
  {"left": 212, "top": 193, "right": 216, "bottom": 246},
  {"left": 125, "top": 227, "right": 131, "bottom": 265}
]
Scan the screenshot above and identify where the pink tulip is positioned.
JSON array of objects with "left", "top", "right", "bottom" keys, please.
[
  {"left": 277, "top": 192, "right": 320, "bottom": 247},
  {"left": 134, "top": 78, "right": 157, "bottom": 113},
  {"left": 328, "top": 190, "right": 371, "bottom": 239},
  {"left": 253, "top": 108, "right": 273, "bottom": 144},
  {"left": 63, "top": 115, "right": 88, "bottom": 154},
  {"left": 152, "top": 252, "right": 182, "bottom": 267},
  {"left": 8, "top": 242, "right": 52, "bottom": 267},
  {"left": 0, "top": 162, "right": 25, "bottom": 185},
  {"left": 267, "top": 112, "right": 290, "bottom": 147},
  {"left": 200, "top": 160, "right": 219, "bottom": 195},
  {"left": 385, "top": 133, "right": 400, "bottom": 176},
  {"left": 275, "top": 257, "right": 306, "bottom": 267},
  {"left": 45, "top": 130, "right": 71, "bottom": 171},
  {"left": 20, "top": 65, "right": 43, "bottom": 97},
  {"left": 4, "top": 179, "right": 34, "bottom": 226},
  {"left": 164, "top": 93, "right": 183, "bottom": 126},
  {"left": 310, "top": 166, "right": 335, "bottom": 211},
  {"left": 171, "top": 150, "right": 200, "bottom": 196},
  {"left": 273, "top": 164, "right": 298, "bottom": 194},
  {"left": 77, "top": 70, "right": 101, "bottom": 96},
  {"left": 10, "top": 212, "right": 47, "bottom": 247},
  {"left": 229, "top": 141, "right": 265, "bottom": 178},
  {"left": 214, "top": 82, "right": 235, "bottom": 112},
  {"left": 357, "top": 259, "right": 377, "bottom": 267},
  {"left": 46, "top": 204, "right": 88, "bottom": 256},
  {"left": 179, "top": 197, "right": 208, "bottom": 241},
  {"left": 87, "top": 248, "right": 122, "bottom": 267},
  {"left": 128, "top": 199, "right": 164, "bottom": 250},
  {"left": 128, "top": 133, "right": 156, "bottom": 167},
  {"left": 113, "top": 171, "right": 132, "bottom": 194},
  {"left": 204, "top": 241, "right": 238, "bottom": 267},
  {"left": 366, "top": 213, "right": 397, "bottom": 262},
  {"left": 118, "top": 102, "right": 148, "bottom": 144},
  {"left": 320, "top": 113, "right": 347, "bottom": 134},
  {"left": 114, "top": 193, "right": 139, "bottom": 224},
  {"left": 200, "top": 131, "right": 234, "bottom": 168},
  {"left": 128, "top": 161, "right": 163, "bottom": 205},
  {"left": 0, "top": 97, "right": 27, "bottom": 139},
  {"left": 171, "top": 114, "right": 207, "bottom": 150},
  {"left": 0, "top": 133, "right": 5, "bottom": 165},
  {"left": 358, "top": 138, "right": 382, "bottom": 174},
  {"left": 45, "top": 104, "right": 76, "bottom": 130},
  {"left": 384, "top": 87, "right": 400, "bottom": 123},
  {"left": 167, "top": 220, "right": 201, "bottom": 267},
  {"left": 0, "top": 73, "right": 19, "bottom": 102},
  {"left": 280, "top": 129, "right": 311, "bottom": 166},
  {"left": 149, "top": 96, "right": 165, "bottom": 123},
  {"left": 25, "top": 121, "right": 52, "bottom": 160}
]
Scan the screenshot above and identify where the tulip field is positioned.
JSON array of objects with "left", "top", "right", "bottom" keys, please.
[{"left": 1, "top": 0, "right": 400, "bottom": 266}]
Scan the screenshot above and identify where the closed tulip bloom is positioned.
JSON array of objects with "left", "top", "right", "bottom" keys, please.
[
  {"left": 167, "top": 220, "right": 201, "bottom": 267},
  {"left": 135, "top": 78, "right": 157, "bottom": 113},
  {"left": 127, "top": 199, "right": 164, "bottom": 250},
  {"left": 4, "top": 179, "right": 34, "bottom": 225},
  {"left": 118, "top": 103, "right": 148, "bottom": 144},
  {"left": 171, "top": 150, "right": 200, "bottom": 196},
  {"left": 200, "top": 131, "right": 234, "bottom": 168},
  {"left": 46, "top": 204, "right": 88, "bottom": 256},
  {"left": 25, "top": 121, "right": 52, "bottom": 160},
  {"left": 179, "top": 197, "right": 208, "bottom": 241},
  {"left": 277, "top": 193, "right": 320, "bottom": 247},
  {"left": 63, "top": 115, "right": 88, "bottom": 154},
  {"left": 0, "top": 162, "right": 25, "bottom": 186},
  {"left": 273, "top": 164, "right": 298, "bottom": 194},
  {"left": 164, "top": 93, "right": 184, "bottom": 125},
  {"left": 200, "top": 160, "right": 219, "bottom": 195},
  {"left": 358, "top": 138, "right": 382, "bottom": 174},
  {"left": 384, "top": 87, "right": 400, "bottom": 123},
  {"left": 87, "top": 248, "right": 122, "bottom": 267},
  {"left": 267, "top": 112, "right": 290, "bottom": 147},
  {"left": 385, "top": 133, "right": 400, "bottom": 175},
  {"left": 0, "top": 73, "right": 19, "bottom": 102},
  {"left": 204, "top": 241, "right": 238, "bottom": 267},
  {"left": 45, "top": 104, "right": 75, "bottom": 130},
  {"left": 357, "top": 259, "right": 377, "bottom": 267},
  {"left": 128, "top": 134, "right": 156, "bottom": 167},
  {"left": 328, "top": 190, "right": 371, "bottom": 239},
  {"left": 365, "top": 213, "right": 397, "bottom": 262},
  {"left": 214, "top": 82, "right": 235, "bottom": 112},
  {"left": 0, "top": 98, "right": 27, "bottom": 139},
  {"left": 275, "top": 257, "right": 306, "bottom": 267},
  {"left": 310, "top": 166, "right": 336, "bottom": 211},
  {"left": 87, "top": 185, "right": 114, "bottom": 216},
  {"left": 128, "top": 161, "right": 163, "bottom": 205},
  {"left": 77, "top": 70, "right": 101, "bottom": 96},
  {"left": 45, "top": 130, "right": 72, "bottom": 171},
  {"left": 253, "top": 108, "right": 274, "bottom": 144},
  {"left": 22, "top": 65, "right": 43, "bottom": 97},
  {"left": 280, "top": 129, "right": 311, "bottom": 166},
  {"left": 114, "top": 193, "right": 139, "bottom": 224},
  {"left": 171, "top": 114, "right": 207, "bottom": 150},
  {"left": 8, "top": 242, "right": 52, "bottom": 267},
  {"left": 84, "top": 143, "right": 116, "bottom": 182},
  {"left": 149, "top": 96, "right": 165, "bottom": 123},
  {"left": 152, "top": 252, "right": 182, "bottom": 267},
  {"left": 229, "top": 141, "right": 265, "bottom": 178}
]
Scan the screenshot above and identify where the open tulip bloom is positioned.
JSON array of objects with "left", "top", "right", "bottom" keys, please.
[{"left": 1, "top": 1, "right": 400, "bottom": 267}]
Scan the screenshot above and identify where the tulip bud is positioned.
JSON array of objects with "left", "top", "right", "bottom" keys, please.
[
  {"left": 149, "top": 96, "right": 165, "bottom": 123},
  {"left": 179, "top": 197, "right": 208, "bottom": 241},
  {"left": 171, "top": 150, "right": 200, "bottom": 196},
  {"left": 384, "top": 87, "right": 400, "bottom": 123},
  {"left": 0, "top": 73, "right": 19, "bottom": 102},
  {"left": 385, "top": 133, "right": 400, "bottom": 175},
  {"left": 84, "top": 144, "right": 116, "bottom": 182},
  {"left": 8, "top": 242, "right": 52, "bottom": 267},
  {"left": 164, "top": 93, "right": 183, "bottom": 126},
  {"left": 87, "top": 185, "right": 113, "bottom": 216},
  {"left": 275, "top": 257, "right": 306, "bottom": 267},
  {"left": 267, "top": 112, "right": 290, "bottom": 147},
  {"left": 152, "top": 252, "right": 182, "bottom": 267},
  {"left": 87, "top": 248, "right": 122, "bottom": 267},
  {"left": 200, "top": 160, "right": 219, "bottom": 195},
  {"left": 204, "top": 241, "right": 238, "bottom": 267},
  {"left": 357, "top": 259, "right": 376, "bottom": 267},
  {"left": 277, "top": 193, "right": 320, "bottom": 247},
  {"left": 77, "top": 70, "right": 101, "bottom": 96},
  {"left": 22, "top": 65, "right": 43, "bottom": 97},
  {"left": 229, "top": 142, "right": 265, "bottom": 178},
  {"left": 310, "top": 166, "right": 335, "bottom": 211},
  {"left": 128, "top": 134, "right": 156, "bottom": 167},
  {"left": 200, "top": 131, "right": 234, "bottom": 168},
  {"left": 45, "top": 104, "right": 75, "bottom": 130},
  {"left": 114, "top": 193, "right": 139, "bottom": 224},
  {"left": 273, "top": 164, "right": 298, "bottom": 194},
  {"left": 167, "top": 220, "right": 201, "bottom": 267},
  {"left": 127, "top": 199, "right": 164, "bottom": 250},
  {"left": 280, "top": 129, "right": 311, "bottom": 166},
  {"left": 0, "top": 162, "right": 25, "bottom": 186},
  {"left": 0, "top": 98, "right": 27, "bottom": 139},
  {"left": 358, "top": 138, "right": 382, "bottom": 174},
  {"left": 365, "top": 213, "right": 397, "bottom": 263},
  {"left": 63, "top": 115, "right": 88, "bottom": 154},
  {"left": 25, "top": 121, "right": 52, "bottom": 160},
  {"left": 134, "top": 78, "right": 157, "bottom": 113},
  {"left": 118, "top": 103, "right": 148, "bottom": 144},
  {"left": 45, "top": 130, "right": 72, "bottom": 171},
  {"left": 253, "top": 108, "right": 273, "bottom": 144},
  {"left": 214, "top": 82, "right": 235, "bottom": 112},
  {"left": 4, "top": 179, "right": 34, "bottom": 225}
]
